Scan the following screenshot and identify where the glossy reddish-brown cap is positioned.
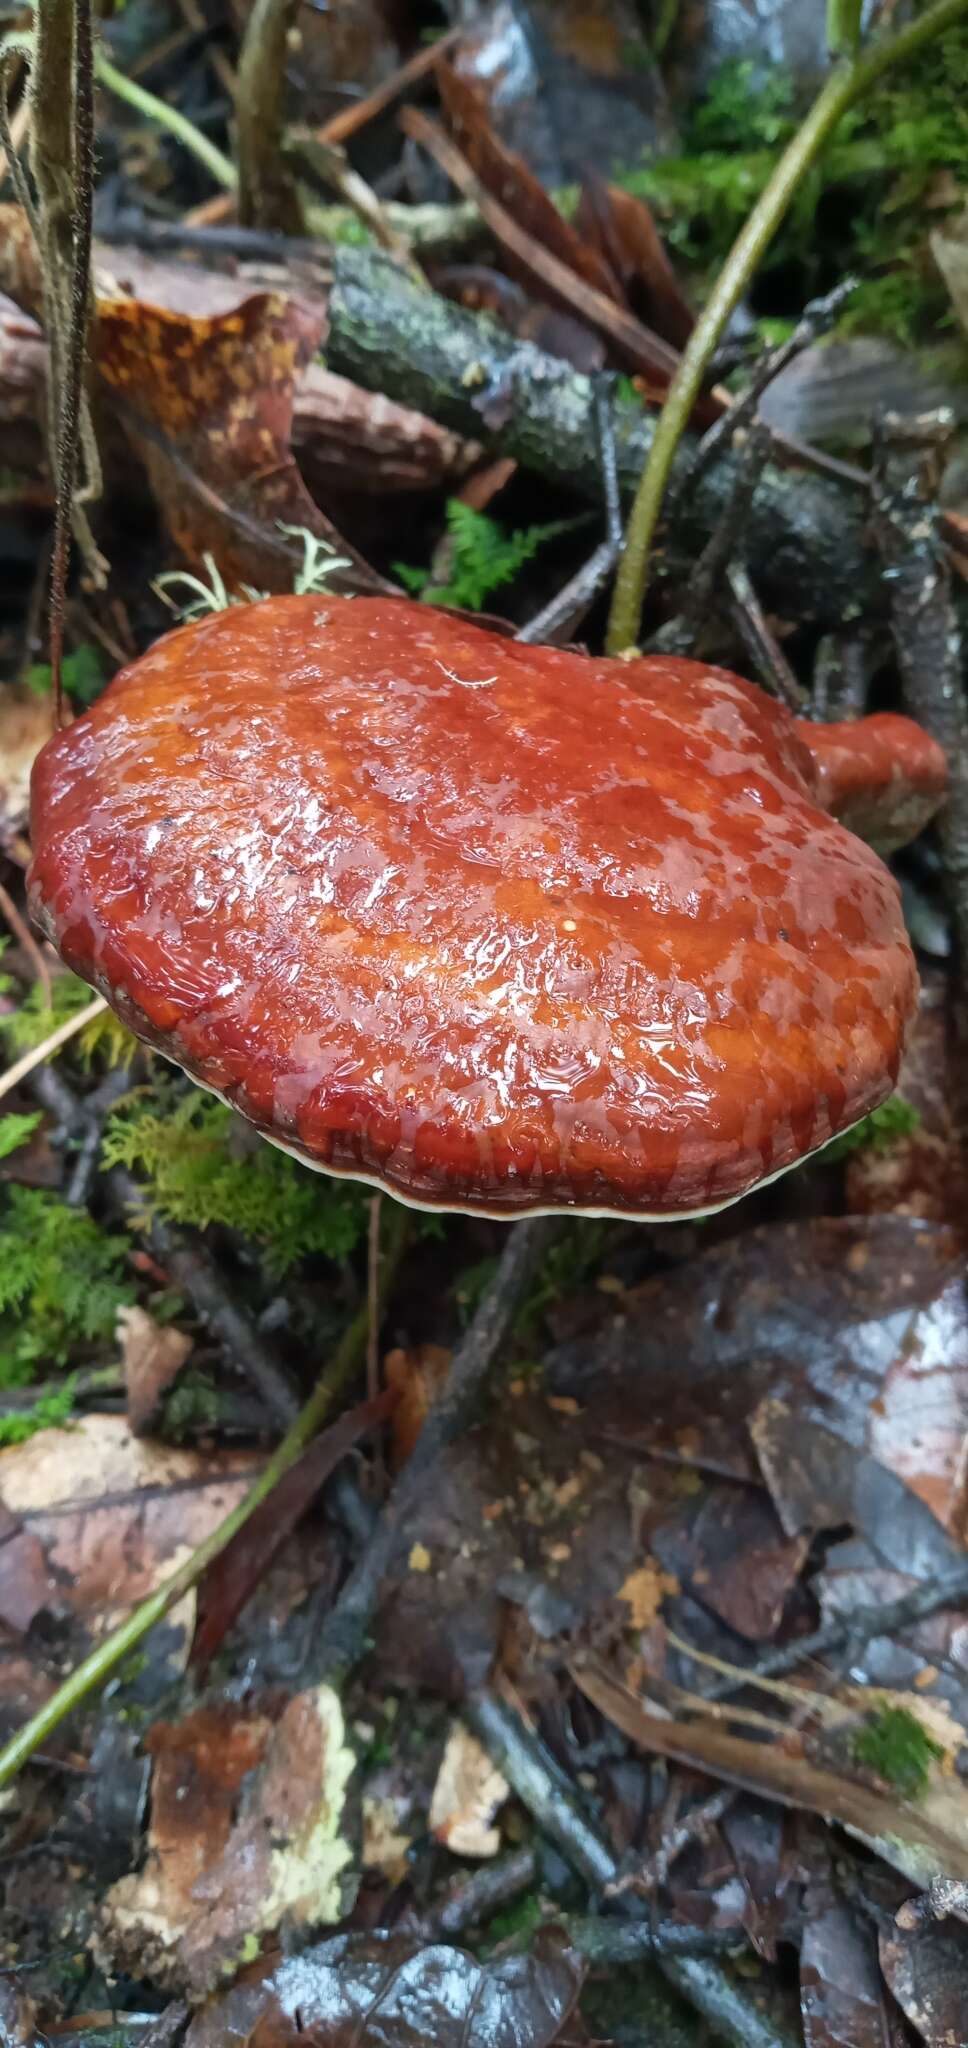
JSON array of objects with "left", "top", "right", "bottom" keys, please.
[{"left": 28, "top": 596, "right": 945, "bottom": 1219}]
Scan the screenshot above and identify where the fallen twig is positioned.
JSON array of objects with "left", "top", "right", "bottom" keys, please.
[
  {"left": 310, "top": 1215, "right": 554, "bottom": 1679},
  {"left": 0, "top": 992, "right": 106, "bottom": 1103},
  {"left": 466, "top": 1684, "right": 801, "bottom": 2048},
  {"left": 405, "top": 1846, "right": 538, "bottom": 1941},
  {"left": 324, "top": 246, "right": 942, "bottom": 633},
  {"left": 108, "top": 1165, "right": 302, "bottom": 1429},
  {"left": 703, "top": 1558, "right": 968, "bottom": 1702}
]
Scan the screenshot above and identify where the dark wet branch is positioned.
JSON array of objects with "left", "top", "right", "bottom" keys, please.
[
  {"left": 404, "top": 1846, "right": 538, "bottom": 1941},
  {"left": 703, "top": 1558, "right": 968, "bottom": 1702},
  {"left": 872, "top": 410, "right": 968, "bottom": 972},
  {"left": 465, "top": 1685, "right": 802, "bottom": 2048},
  {"left": 326, "top": 247, "right": 901, "bottom": 633},
  {"left": 311, "top": 1215, "right": 554, "bottom": 1679},
  {"left": 108, "top": 1166, "right": 301, "bottom": 1429}
]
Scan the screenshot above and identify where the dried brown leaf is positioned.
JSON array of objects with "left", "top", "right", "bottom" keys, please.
[
  {"left": 118, "top": 1304, "right": 192, "bottom": 1436},
  {"left": 96, "top": 291, "right": 388, "bottom": 595}
]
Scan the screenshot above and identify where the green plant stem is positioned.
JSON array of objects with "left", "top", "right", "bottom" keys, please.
[
  {"left": 827, "top": 0, "right": 863, "bottom": 58},
  {"left": 236, "top": 0, "right": 303, "bottom": 233},
  {"left": 94, "top": 49, "right": 237, "bottom": 191},
  {"left": 0, "top": 1202, "right": 410, "bottom": 1790},
  {"left": 605, "top": 0, "right": 968, "bottom": 656}
]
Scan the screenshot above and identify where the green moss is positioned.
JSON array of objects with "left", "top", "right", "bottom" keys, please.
[
  {"left": 102, "top": 1080, "right": 367, "bottom": 1275},
  {"left": 0, "top": 969, "right": 97, "bottom": 1055},
  {"left": 0, "top": 1187, "right": 133, "bottom": 1383},
  {"left": 850, "top": 1701, "right": 944, "bottom": 1799},
  {"left": 621, "top": 33, "right": 968, "bottom": 342},
  {"left": 0, "top": 1376, "right": 77, "bottom": 1445},
  {"left": 824, "top": 1094, "right": 921, "bottom": 1163},
  {"left": 0, "top": 1111, "right": 42, "bottom": 1161}
]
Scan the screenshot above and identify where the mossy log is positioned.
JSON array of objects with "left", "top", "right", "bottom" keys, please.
[{"left": 326, "top": 247, "right": 891, "bottom": 632}]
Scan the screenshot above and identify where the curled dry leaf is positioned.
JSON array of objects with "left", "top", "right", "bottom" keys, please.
[
  {"left": 118, "top": 1304, "right": 193, "bottom": 1436},
  {"left": 429, "top": 1722, "right": 510, "bottom": 1858},
  {"left": 97, "top": 1684, "right": 356, "bottom": 1996},
  {"left": 95, "top": 289, "right": 390, "bottom": 595},
  {"left": 184, "top": 1927, "right": 585, "bottom": 2048}
]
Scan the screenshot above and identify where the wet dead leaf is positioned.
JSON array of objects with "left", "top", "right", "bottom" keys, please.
[
  {"left": 429, "top": 1722, "right": 510, "bottom": 1858},
  {"left": 799, "top": 1897, "right": 890, "bottom": 2048},
  {"left": 0, "top": 1413, "right": 260, "bottom": 1629},
  {"left": 118, "top": 1304, "right": 193, "bottom": 1436},
  {"left": 184, "top": 1927, "right": 585, "bottom": 2048},
  {"left": 0, "top": 1499, "right": 50, "bottom": 1636},
  {"left": 96, "top": 290, "right": 388, "bottom": 595},
  {"left": 192, "top": 1393, "right": 394, "bottom": 1673},
  {"left": 97, "top": 1684, "right": 356, "bottom": 1996},
  {"left": 547, "top": 1216, "right": 968, "bottom": 1537}
]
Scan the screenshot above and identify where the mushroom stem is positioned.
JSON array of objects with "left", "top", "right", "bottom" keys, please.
[{"left": 606, "top": 0, "right": 968, "bottom": 655}]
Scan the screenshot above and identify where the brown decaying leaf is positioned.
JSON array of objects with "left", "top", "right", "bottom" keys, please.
[
  {"left": 191, "top": 1392, "right": 396, "bottom": 1673},
  {"left": 576, "top": 178, "right": 695, "bottom": 351},
  {"left": 436, "top": 60, "right": 620, "bottom": 305},
  {"left": 547, "top": 1215, "right": 968, "bottom": 1542},
  {"left": 572, "top": 1659, "right": 968, "bottom": 1889},
  {"left": 403, "top": 104, "right": 699, "bottom": 411},
  {"left": 97, "top": 1683, "right": 356, "bottom": 1996},
  {"left": 0, "top": 208, "right": 475, "bottom": 507},
  {"left": 0, "top": 1412, "right": 260, "bottom": 1626},
  {"left": 0, "top": 1498, "right": 51, "bottom": 1636},
  {"left": 384, "top": 1343, "right": 452, "bottom": 1468},
  {"left": 118, "top": 1304, "right": 193, "bottom": 1437},
  {"left": 184, "top": 1928, "right": 586, "bottom": 2048},
  {"left": 96, "top": 290, "right": 390, "bottom": 595}
]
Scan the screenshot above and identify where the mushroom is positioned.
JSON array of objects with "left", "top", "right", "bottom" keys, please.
[{"left": 28, "top": 595, "right": 946, "bottom": 1221}]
